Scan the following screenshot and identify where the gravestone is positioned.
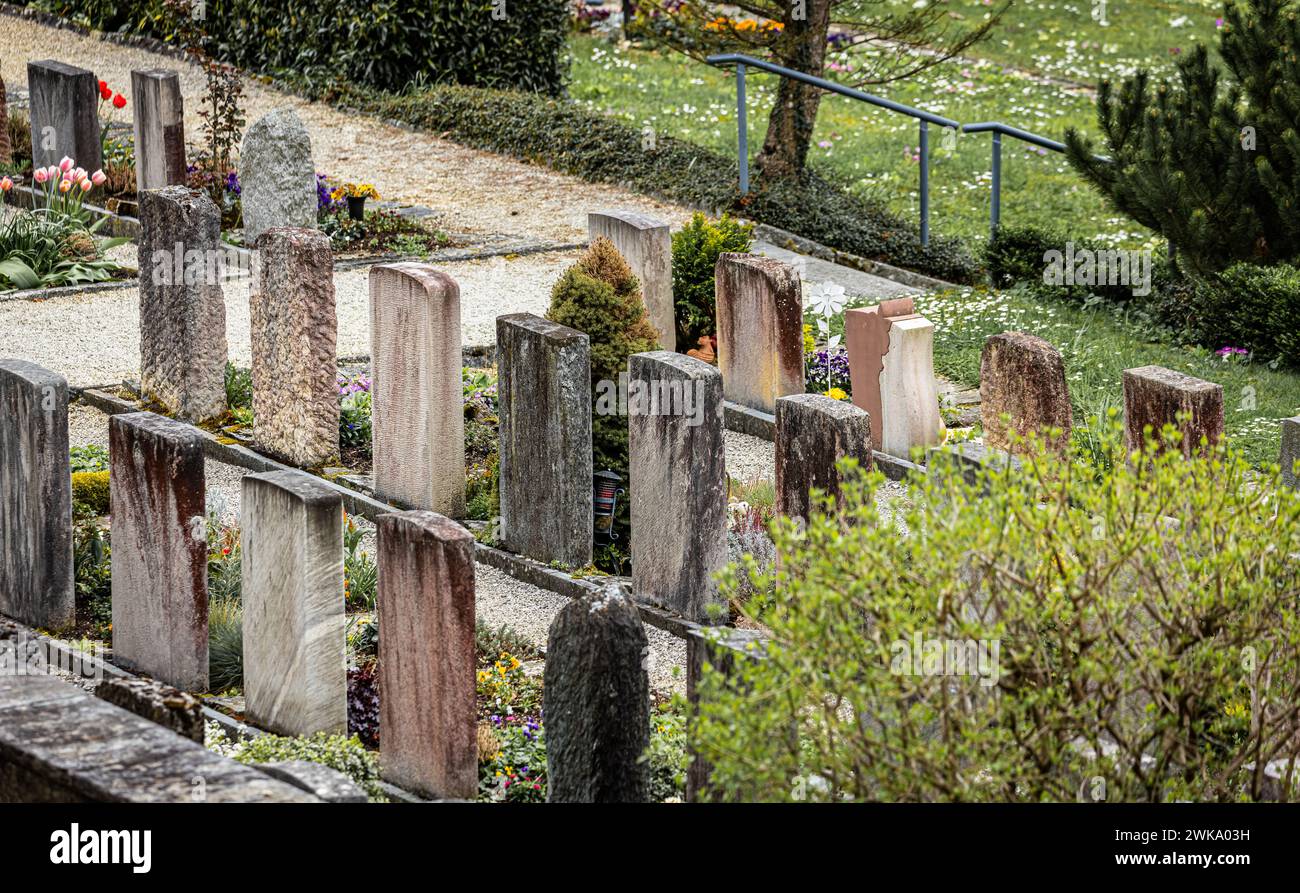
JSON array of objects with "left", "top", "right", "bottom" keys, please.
[
  {"left": 242, "top": 470, "right": 346, "bottom": 736},
  {"left": 138, "top": 186, "right": 228, "bottom": 424},
  {"left": 1122, "top": 365, "right": 1224, "bottom": 456},
  {"left": 1282, "top": 417, "right": 1300, "bottom": 490},
  {"left": 628, "top": 351, "right": 727, "bottom": 622},
  {"left": 27, "top": 60, "right": 101, "bottom": 171},
  {"left": 685, "top": 626, "right": 766, "bottom": 802},
  {"left": 714, "top": 253, "right": 805, "bottom": 414},
  {"left": 845, "top": 297, "right": 942, "bottom": 457},
  {"left": 130, "top": 69, "right": 187, "bottom": 194},
  {"left": 377, "top": 510, "right": 476, "bottom": 800},
  {"left": 239, "top": 108, "right": 316, "bottom": 245},
  {"left": 496, "top": 313, "right": 593, "bottom": 568},
  {"left": 0, "top": 76, "right": 10, "bottom": 166},
  {"left": 775, "top": 393, "right": 873, "bottom": 523},
  {"left": 95, "top": 677, "right": 205, "bottom": 744},
  {"left": 588, "top": 210, "right": 674, "bottom": 351},
  {"left": 544, "top": 583, "right": 650, "bottom": 803},
  {"left": 109, "top": 412, "right": 208, "bottom": 692},
  {"left": 251, "top": 228, "right": 338, "bottom": 468},
  {"left": 980, "top": 331, "right": 1072, "bottom": 453},
  {"left": 369, "top": 263, "right": 464, "bottom": 514},
  {"left": 0, "top": 359, "right": 73, "bottom": 629}
]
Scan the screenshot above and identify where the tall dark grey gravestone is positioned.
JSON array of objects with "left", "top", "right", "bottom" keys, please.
[
  {"left": 496, "top": 313, "right": 593, "bottom": 568},
  {"left": 138, "top": 186, "right": 228, "bottom": 424},
  {"left": 110, "top": 411, "right": 209, "bottom": 692},
  {"left": 0, "top": 359, "right": 73, "bottom": 629},
  {"left": 131, "top": 69, "right": 187, "bottom": 194},
  {"left": 242, "top": 470, "right": 346, "bottom": 735},
  {"left": 628, "top": 351, "right": 726, "bottom": 623},
  {"left": 27, "top": 60, "right": 101, "bottom": 171},
  {"left": 775, "top": 393, "right": 873, "bottom": 524},
  {"left": 544, "top": 584, "right": 650, "bottom": 803}
]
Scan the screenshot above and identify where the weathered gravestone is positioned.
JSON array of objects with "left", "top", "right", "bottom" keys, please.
[
  {"left": 27, "top": 60, "right": 101, "bottom": 171},
  {"left": 369, "top": 263, "right": 464, "bottom": 514},
  {"left": 845, "top": 297, "right": 942, "bottom": 457},
  {"left": 685, "top": 626, "right": 766, "bottom": 802},
  {"left": 242, "top": 470, "right": 346, "bottom": 736},
  {"left": 628, "top": 351, "right": 727, "bottom": 623},
  {"left": 588, "top": 210, "right": 674, "bottom": 351},
  {"left": 95, "top": 677, "right": 205, "bottom": 744},
  {"left": 714, "top": 253, "right": 805, "bottom": 414},
  {"left": 775, "top": 393, "right": 873, "bottom": 523},
  {"left": 1122, "top": 365, "right": 1224, "bottom": 456},
  {"left": 980, "top": 331, "right": 1072, "bottom": 453},
  {"left": 239, "top": 108, "right": 316, "bottom": 245},
  {"left": 110, "top": 412, "right": 208, "bottom": 692},
  {"left": 138, "top": 186, "right": 228, "bottom": 424},
  {"left": 544, "top": 583, "right": 650, "bottom": 803},
  {"left": 1283, "top": 417, "right": 1300, "bottom": 490},
  {"left": 251, "top": 228, "right": 338, "bottom": 468},
  {"left": 130, "top": 69, "right": 187, "bottom": 194},
  {"left": 0, "top": 76, "right": 11, "bottom": 166},
  {"left": 377, "top": 511, "right": 476, "bottom": 800},
  {"left": 0, "top": 359, "right": 73, "bottom": 629},
  {"left": 496, "top": 313, "right": 593, "bottom": 568}
]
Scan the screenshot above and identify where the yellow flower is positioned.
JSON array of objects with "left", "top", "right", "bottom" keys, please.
[{"left": 824, "top": 387, "right": 848, "bottom": 401}]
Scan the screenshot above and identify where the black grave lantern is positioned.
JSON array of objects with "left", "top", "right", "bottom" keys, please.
[{"left": 593, "top": 470, "right": 624, "bottom": 543}]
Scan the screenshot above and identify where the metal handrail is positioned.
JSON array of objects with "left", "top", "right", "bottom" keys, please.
[{"left": 706, "top": 53, "right": 1092, "bottom": 244}]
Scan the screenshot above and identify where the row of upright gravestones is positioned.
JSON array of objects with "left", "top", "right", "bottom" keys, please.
[{"left": 5, "top": 59, "right": 1300, "bottom": 802}]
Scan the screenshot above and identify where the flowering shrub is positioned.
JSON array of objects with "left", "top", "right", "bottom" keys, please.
[
  {"left": 342, "top": 513, "right": 377, "bottom": 611},
  {"left": 478, "top": 715, "right": 547, "bottom": 802},
  {"left": 337, "top": 371, "right": 373, "bottom": 457},
  {"left": 476, "top": 651, "right": 543, "bottom": 720},
  {"left": 330, "top": 182, "right": 381, "bottom": 201}
]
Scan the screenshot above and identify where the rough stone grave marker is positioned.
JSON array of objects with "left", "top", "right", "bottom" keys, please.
[
  {"left": 138, "top": 186, "right": 228, "bottom": 424},
  {"left": 27, "top": 60, "right": 101, "bottom": 171},
  {"left": 496, "top": 313, "right": 593, "bottom": 568},
  {"left": 110, "top": 411, "right": 208, "bottom": 692},
  {"left": 1282, "top": 417, "right": 1300, "bottom": 490},
  {"left": 544, "top": 583, "right": 650, "bottom": 803},
  {"left": 252, "top": 227, "right": 338, "bottom": 468},
  {"left": 130, "top": 69, "right": 187, "bottom": 194},
  {"left": 369, "top": 263, "right": 464, "bottom": 514},
  {"left": 0, "top": 359, "right": 73, "bottom": 629},
  {"left": 628, "top": 350, "right": 726, "bottom": 622},
  {"left": 845, "top": 297, "right": 942, "bottom": 457},
  {"left": 775, "top": 393, "right": 873, "bottom": 523},
  {"left": 685, "top": 626, "right": 766, "bottom": 802},
  {"left": 239, "top": 108, "right": 316, "bottom": 245},
  {"left": 715, "top": 253, "right": 805, "bottom": 414},
  {"left": 980, "top": 331, "right": 1072, "bottom": 453},
  {"left": 242, "top": 470, "right": 346, "bottom": 736},
  {"left": 1122, "top": 365, "right": 1223, "bottom": 456},
  {"left": 588, "top": 210, "right": 674, "bottom": 351},
  {"left": 377, "top": 510, "right": 476, "bottom": 800}
]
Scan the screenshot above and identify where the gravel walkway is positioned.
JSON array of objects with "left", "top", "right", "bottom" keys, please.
[{"left": 0, "top": 14, "right": 690, "bottom": 242}]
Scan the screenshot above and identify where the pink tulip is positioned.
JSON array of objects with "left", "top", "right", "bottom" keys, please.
[
  {"left": 79, "top": 179, "right": 92, "bottom": 192},
  {"left": 0, "top": 177, "right": 12, "bottom": 192},
  {"left": 33, "top": 169, "right": 48, "bottom": 184},
  {"left": 59, "top": 156, "right": 74, "bottom": 172},
  {"left": 73, "top": 167, "right": 86, "bottom": 181},
  {"left": 59, "top": 179, "right": 72, "bottom": 193},
  {"left": 91, "top": 170, "right": 107, "bottom": 186}
]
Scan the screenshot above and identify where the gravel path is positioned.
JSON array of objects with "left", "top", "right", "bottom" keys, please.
[{"left": 0, "top": 13, "right": 691, "bottom": 242}]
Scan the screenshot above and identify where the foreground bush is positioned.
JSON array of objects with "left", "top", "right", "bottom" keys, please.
[{"left": 694, "top": 420, "right": 1300, "bottom": 801}]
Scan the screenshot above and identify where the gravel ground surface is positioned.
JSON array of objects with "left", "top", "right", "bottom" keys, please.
[{"left": 1, "top": 14, "right": 690, "bottom": 242}]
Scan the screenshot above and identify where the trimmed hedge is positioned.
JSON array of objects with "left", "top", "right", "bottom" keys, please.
[
  {"left": 33, "top": 0, "right": 570, "bottom": 95},
  {"left": 340, "top": 84, "right": 978, "bottom": 282}
]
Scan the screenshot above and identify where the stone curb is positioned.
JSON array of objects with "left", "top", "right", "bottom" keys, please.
[{"left": 74, "top": 388, "right": 710, "bottom": 642}]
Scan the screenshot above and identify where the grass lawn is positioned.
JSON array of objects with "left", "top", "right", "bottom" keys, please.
[
  {"left": 915, "top": 286, "right": 1295, "bottom": 467},
  {"left": 569, "top": 2, "right": 1225, "bottom": 247}
]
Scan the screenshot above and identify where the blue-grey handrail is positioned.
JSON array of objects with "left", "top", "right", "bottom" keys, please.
[{"left": 707, "top": 53, "right": 1089, "bottom": 244}]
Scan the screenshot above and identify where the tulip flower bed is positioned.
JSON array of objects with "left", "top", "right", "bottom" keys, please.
[{"left": 0, "top": 155, "right": 130, "bottom": 292}]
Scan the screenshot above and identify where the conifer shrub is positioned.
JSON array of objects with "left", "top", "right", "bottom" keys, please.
[
  {"left": 672, "top": 212, "right": 754, "bottom": 349},
  {"left": 546, "top": 237, "right": 660, "bottom": 477}
]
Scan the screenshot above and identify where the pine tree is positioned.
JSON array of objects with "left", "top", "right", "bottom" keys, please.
[{"left": 1065, "top": 0, "right": 1300, "bottom": 272}]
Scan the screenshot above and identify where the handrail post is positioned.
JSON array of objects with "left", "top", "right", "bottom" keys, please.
[
  {"left": 918, "top": 120, "right": 929, "bottom": 246},
  {"left": 990, "top": 130, "right": 1002, "bottom": 240},
  {"left": 737, "top": 63, "right": 749, "bottom": 195}
]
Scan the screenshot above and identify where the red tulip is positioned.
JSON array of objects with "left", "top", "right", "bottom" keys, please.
[
  {"left": 98, "top": 80, "right": 111, "bottom": 100},
  {"left": 112, "top": 93, "right": 127, "bottom": 109}
]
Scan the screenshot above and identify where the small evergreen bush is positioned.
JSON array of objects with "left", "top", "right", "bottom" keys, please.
[
  {"left": 71, "top": 471, "right": 110, "bottom": 516},
  {"left": 672, "top": 212, "right": 754, "bottom": 348}
]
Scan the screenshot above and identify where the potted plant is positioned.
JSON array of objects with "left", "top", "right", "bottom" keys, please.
[{"left": 331, "top": 182, "right": 381, "bottom": 221}]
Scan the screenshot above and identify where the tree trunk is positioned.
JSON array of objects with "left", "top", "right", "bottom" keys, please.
[{"left": 754, "top": 0, "right": 833, "bottom": 180}]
